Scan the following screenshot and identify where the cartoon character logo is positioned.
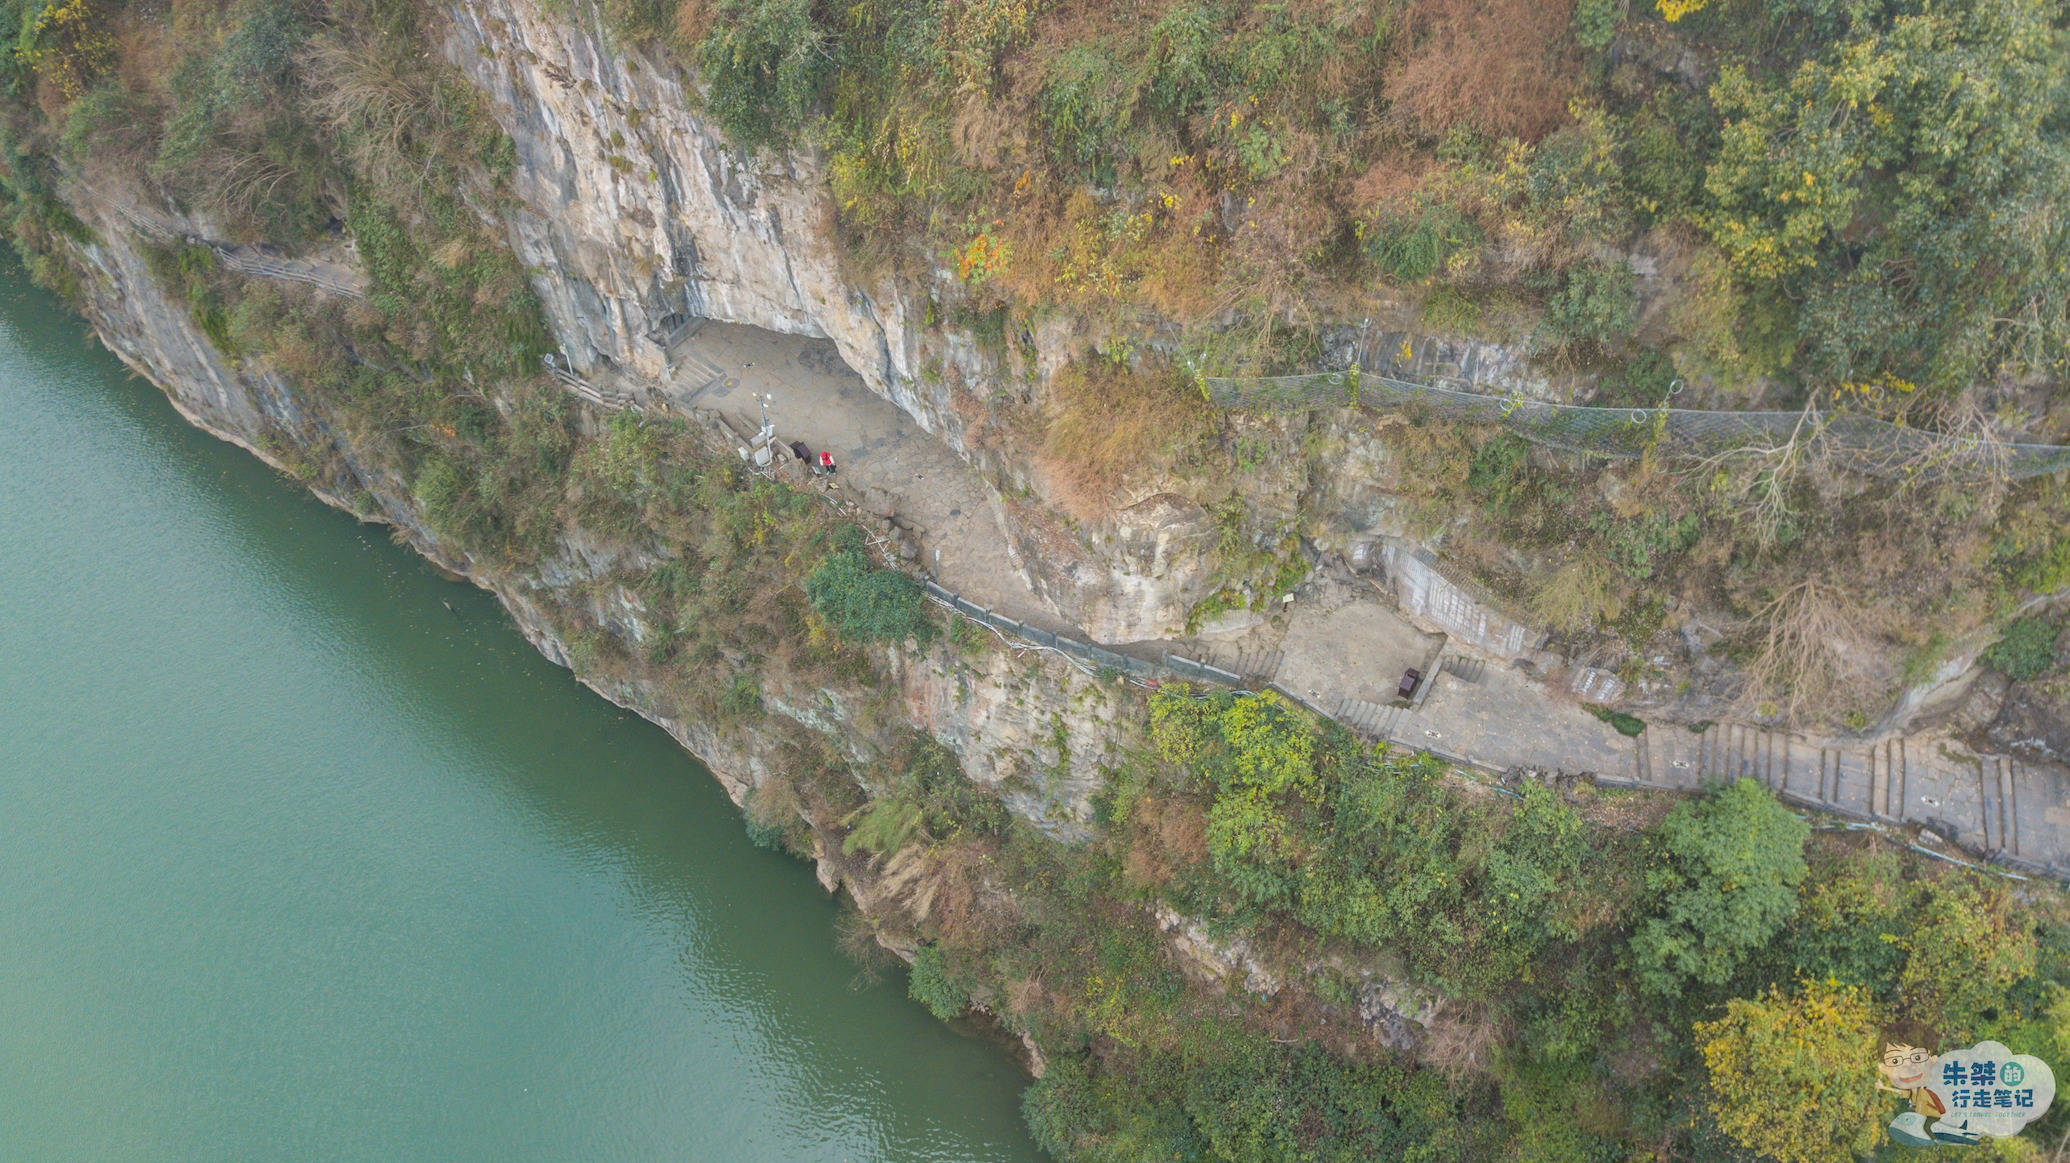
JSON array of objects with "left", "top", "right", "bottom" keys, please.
[
  {"left": 1879, "top": 1043, "right": 1969, "bottom": 1146},
  {"left": 1878, "top": 1041, "right": 2057, "bottom": 1147}
]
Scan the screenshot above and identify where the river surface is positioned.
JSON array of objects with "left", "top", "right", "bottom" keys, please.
[{"left": 0, "top": 269, "right": 1042, "bottom": 1161}]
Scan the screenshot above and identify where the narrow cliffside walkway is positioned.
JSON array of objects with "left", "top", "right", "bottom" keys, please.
[
  {"left": 578, "top": 318, "right": 2070, "bottom": 880},
  {"left": 1157, "top": 570, "right": 2070, "bottom": 877},
  {"left": 650, "top": 321, "right": 1069, "bottom": 632},
  {"left": 109, "top": 203, "right": 369, "bottom": 301},
  {"left": 1247, "top": 593, "right": 2070, "bottom": 876}
]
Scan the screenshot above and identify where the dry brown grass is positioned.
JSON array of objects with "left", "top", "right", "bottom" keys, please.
[
  {"left": 978, "top": 131, "right": 1230, "bottom": 321},
  {"left": 1040, "top": 359, "right": 1223, "bottom": 516},
  {"left": 746, "top": 771, "right": 803, "bottom": 831},
  {"left": 1418, "top": 999, "right": 1501, "bottom": 1081},
  {"left": 671, "top": 0, "right": 715, "bottom": 46},
  {"left": 1736, "top": 575, "right": 1885, "bottom": 723},
  {"left": 952, "top": 89, "right": 1021, "bottom": 170},
  {"left": 1121, "top": 792, "right": 1211, "bottom": 888},
  {"left": 1350, "top": 148, "right": 1440, "bottom": 217},
  {"left": 113, "top": 8, "right": 177, "bottom": 103},
  {"left": 300, "top": 19, "right": 463, "bottom": 217},
  {"left": 919, "top": 837, "right": 1012, "bottom": 941},
  {"left": 1385, "top": 0, "right": 1579, "bottom": 143},
  {"left": 1532, "top": 557, "right": 1623, "bottom": 636}
]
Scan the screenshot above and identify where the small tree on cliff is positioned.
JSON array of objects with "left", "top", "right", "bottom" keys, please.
[
  {"left": 806, "top": 549, "right": 930, "bottom": 644},
  {"left": 1631, "top": 777, "right": 1809, "bottom": 995},
  {"left": 1697, "top": 978, "right": 1883, "bottom": 1163}
]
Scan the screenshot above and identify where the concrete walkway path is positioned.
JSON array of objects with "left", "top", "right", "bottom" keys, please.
[
  {"left": 139, "top": 198, "right": 2070, "bottom": 874},
  {"left": 653, "top": 321, "right": 1068, "bottom": 631},
  {"left": 588, "top": 316, "right": 2070, "bottom": 879}
]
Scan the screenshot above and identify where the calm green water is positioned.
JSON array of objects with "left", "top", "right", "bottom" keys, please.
[{"left": 0, "top": 269, "right": 1042, "bottom": 1162}]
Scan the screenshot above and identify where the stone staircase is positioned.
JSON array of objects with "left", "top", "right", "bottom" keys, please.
[
  {"left": 1330, "top": 696, "right": 1394, "bottom": 737},
  {"left": 660, "top": 317, "right": 729, "bottom": 402},
  {"left": 546, "top": 361, "right": 636, "bottom": 410},
  {"left": 1328, "top": 696, "right": 1447, "bottom": 752},
  {"left": 112, "top": 201, "right": 368, "bottom": 301},
  {"left": 1633, "top": 721, "right": 1909, "bottom": 817},
  {"left": 1440, "top": 654, "right": 1486, "bottom": 683},
  {"left": 1978, "top": 753, "right": 2027, "bottom": 857},
  {"left": 1624, "top": 721, "right": 2041, "bottom": 863},
  {"left": 1202, "top": 644, "right": 1284, "bottom": 684}
]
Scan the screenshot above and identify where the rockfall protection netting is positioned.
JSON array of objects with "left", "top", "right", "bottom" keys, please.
[{"left": 1206, "top": 370, "right": 2070, "bottom": 479}]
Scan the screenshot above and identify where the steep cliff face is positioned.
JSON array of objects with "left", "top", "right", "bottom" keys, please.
[
  {"left": 440, "top": 5, "right": 915, "bottom": 391},
  {"left": 60, "top": 192, "right": 1124, "bottom": 850},
  {"left": 74, "top": 206, "right": 318, "bottom": 471},
  {"left": 66, "top": 0, "right": 1994, "bottom": 760},
  {"left": 432, "top": 0, "right": 1303, "bottom": 642},
  {"left": 429, "top": 0, "right": 1639, "bottom": 650}
]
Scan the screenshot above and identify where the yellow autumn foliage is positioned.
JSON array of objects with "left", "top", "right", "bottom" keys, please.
[
  {"left": 1697, "top": 979, "right": 1884, "bottom": 1163},
  {"left": 14, "top": 0, "right": 113, "bottom": 101}
]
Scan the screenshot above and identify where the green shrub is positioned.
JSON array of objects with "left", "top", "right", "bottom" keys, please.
[
  {"left": 1587, "top": 704, "right": 1647, "bottom": 736},
  {"left": 1024, "top": 1045, "right": 1490, "bottom": 1162},
  {"left": 60, "top": 79, "right": 150, "bottom": 158},
  {"left": 412, "top": 455, "right": 473, "bottom": 537},
  {"left": 841, "top": 798, "right": 925, "bottom": 857},
  {"left": 597, "top": 0, "right": 674, "bottom": 41},
  {"left": 839, "top": 735, "right": 999, "bottom": 857},
  {"left": 895, "top": 731, "right": 1006, "bottom": 838},
  {"left": 1541, "top": 261, "right": 1636, "bottom": 348},
  {"left": 1418, "top": 285, "right": 1484, "bottom": 335},
  {"left": 1776, "top": 852, "right": 1908, "bottom": 993},
  {"left": 743, "top": 817, "right": 785, "bottom": 850},
  {"left": 1364, "top": 207, "right": 1479, "bottom": 283},
  {"left": 1145, "top": 2, "right": 1224, "bottom": 113},
  {"left": 1601, "top": 345, "right": 1678, "bottom": 408},
  {"left": 1466, "top": 434, "right": 1530, "bottom": 518},
  {"left": 718, "top": 673, "right": 764, "bottom": 720},
  {"left": 1572, "top": 0, "right": 1619, "bottom": 49},
  {"left": 805, "top": 550, "right": 930, "bottom": 643},
  {"left": 1041, "top": 44, "right": 1138, "bottom": 174},
  {"left": 1697, "top": 2, "right": 2070, "bottom": 390},
  {"left": 1624, "top": 108, "right": 1704, "bottom": 222},
  {"left": 1985, "top": 617, "right": 2058, "bottom": 682},
  {"left": 214, "top": 0, "right": 307, "bottom": 105},
  {"left": 1592, "top": 509, "right": 1699, "bottom": 581},
  {"left": 141, "top": 241, "right": 240, "bottom": 355},
  {"left": 1631, "top": 778, "right": 1808, "bottom": 995},
  {"left": 2012, "top": 536, "right": 2070, "bottom": 595},
  {"left": 1150, "top": 688, "right": 1318, "bottom": 864},
  {"left": 699, "top": 0, "right": 827, "bottom": 151},
  {"left": 907, "top": 944, "right": 969, "bottom": 1020}
]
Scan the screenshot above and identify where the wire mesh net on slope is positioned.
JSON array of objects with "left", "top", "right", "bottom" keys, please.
[{"left": 1205, "top": 371, "right": 2070, "bottom": 479}]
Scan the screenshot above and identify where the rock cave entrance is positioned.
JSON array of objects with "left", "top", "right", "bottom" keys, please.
[{"left": 654, "top": 318, "right": 1052, "bottom": 627}]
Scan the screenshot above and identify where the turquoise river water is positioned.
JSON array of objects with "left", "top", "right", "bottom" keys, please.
[{"left": 0, "top": 269, "right": 1043, "bottom": 1161}]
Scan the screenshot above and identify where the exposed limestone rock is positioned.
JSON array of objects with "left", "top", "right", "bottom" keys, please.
[
  {"left": 1154, "top": 904, "right": 1285, "bottom": 999},
  {"left": 1024, "top": 493, "right": 1217, "bottom": 642},
  {"left": 1356, "top": 977, "right": 1440, "bottom": 1051},
  {"left": 440, "top": 1, "right": 1260, "bottom": 638},
  {"left": 59, "top": 192, "right": 1126, "bottom": 859}
]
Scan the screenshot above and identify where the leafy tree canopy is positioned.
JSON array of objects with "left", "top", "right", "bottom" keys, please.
[
  {"left": 1632, "top": 778, "right": 1810, "bottom": 994},
  {"left": 1696, "top": 978, "right": 1884, "bottom": 1163},
  {"left": 806, "top": 548, "right": 931, "bottom": 644},
  {"left": 1702, "top": 0, "right": 2070, "bottom": 388}
]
